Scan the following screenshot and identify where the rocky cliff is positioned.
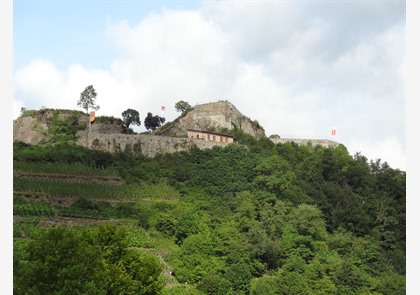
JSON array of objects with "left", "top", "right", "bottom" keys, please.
[
  {"left": 156, "top": 100, "right": 266, "bottom": 138},
  {"left": 13, "top": 109, "right": 126, "bottom": 145}
]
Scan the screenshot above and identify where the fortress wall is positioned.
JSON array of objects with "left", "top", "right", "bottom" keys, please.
[
  {"left": 192, "top": 102, "right": 233, "bottom": 129},
  {"left": 193, "top": 101, "right": 233, "bottom": 118},
  {"left": 76, "top": 132, "right": 338, "bottom": 159},
  {"left": 76, "top": 132, "right": 232, "bottom": 157},
  {"left": 270, "top": 137, "right": 339, "bottom": 148}
]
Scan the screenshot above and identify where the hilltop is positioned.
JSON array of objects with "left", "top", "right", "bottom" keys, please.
[
  {"left": 13, "top": 101, "right": 338, "bottom": 154},
  {"left": 13, "top": 108, "right": 126, "bottom": 145},
  {"left": 156, "top": 100, "right": 266, "bottom": 138},
  {"left": 13, "top": 101, "right": 266, "bottom": 142}
]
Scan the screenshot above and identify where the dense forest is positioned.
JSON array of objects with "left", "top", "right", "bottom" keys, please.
[{"left": 13, "top": 127, "right": 406, "bottom": 294}]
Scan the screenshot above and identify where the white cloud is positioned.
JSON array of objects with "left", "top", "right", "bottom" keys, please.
[{"left": 14, "top": 1, "right": 405, "bottom": 170}]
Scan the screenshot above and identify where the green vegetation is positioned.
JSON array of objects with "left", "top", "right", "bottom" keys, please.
[
  {"left": 13, "top": 130, "right": 405, "bottom": 294},
  {"left": 144, "top": 112, "right": 166, "bottom": 131},
  {"left": 17, "top": 108, "right": 86, "bottom": 144},
  {"left": 175, "top": 100, "right": 192, "bottom": 115},
  {"left": 14, "top": 224, "right": 165, "bottom": 295},
  {"left": 122, "top": 108, "right": 141, "bottom": 131}
]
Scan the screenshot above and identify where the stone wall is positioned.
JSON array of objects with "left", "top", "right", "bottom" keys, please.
[
  {"left": 269, "top": 136, "right": 339, "bottom": 148},
  {"left": 187, "top": 129, "right": 234, "bottom": 143},
  {"left": 76, "top": 132, "right": 233, "bottom": 157},
  {"left": 76, "top": 132, "right": 338, "bottom": 158}
]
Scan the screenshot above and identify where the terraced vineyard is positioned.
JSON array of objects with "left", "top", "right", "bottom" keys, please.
[
  {"left": 13, "top": 159, "right": 196, "bottom": 294},
  {"left": 13, "top": 160, "right": 181, "bottom": 220}
]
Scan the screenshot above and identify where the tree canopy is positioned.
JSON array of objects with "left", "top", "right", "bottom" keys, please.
[
  {"left": 175, "top": 100, "right": 192, "bottom": 115},
  {"left": 77, "top": 85, "right": 100, "bottom": 115},
  {"left": 122, "top": 108, "right": 141, "bottom": 129},
  {"left": 144, "top": 112, "right": 166, "bottom": 130},
  {"left": 14, "top": 225, "right": 165, "bottom": 295}
]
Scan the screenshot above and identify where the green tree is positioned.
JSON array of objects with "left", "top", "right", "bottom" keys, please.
[
  {"left": 250, "top": 277, "right": 277, "bottom": 295},
  {"left": 175, "top": 210, "right": 203, "bottom": 245},
  {"left": 77, "top": 85, "right": 100, "bottom": 115},
  {"left": 94, "top": 223, "right": 128, "bottom": 263},
  {"left": 211, "top": 221, "right": 253, "bottom": 266},
  {"left": 137, "top": 202, "right": 153, "bottom": 229},
  {"left": 253, "top": 155, "right": 310, "bottom": 204},
  {"left": 15, "top": 227, "right": 106, "bottom": 295},
  {"left": 235, "top": 191, "right": 257, "bottom": 232},
  {"left": 290, "top": 204, "right": 328, "bottom": 241},
  {"left": 198, "top": 274, "right": 233, "bottom": 295},
  {"left": 333, "top": 259, "right": 365, "bottom": 294},
  {"left": 117, "top": 249, "right": 165, "bottom": 295},
  {"left": 275, "top": 271, "right": 311, "bottom": 295},
  {"left": 375, "top": 270, "right": 406, "bottom": 295},
  {"left": 225, "top": 263, "right": 252, "bottom": 294},
  {"left": 175, "top": 100, "right": 192, "bottom": 115},
  {"left": 94, "top": 224, "right": 165, "bottom": 295},
  {"left": 155, "top": 212, "right": 177, "bottom": 236},
  {"left": 144, "top": 112, "right": 166, "bottom": 130},
  {"left": 163, "top": 284, "right": 203, "bottom": 295},
  {"left": 247, "top": 224, "right": 281, "bottom": 270},
  {"left": 173, "top": 233, "right": 225, "bottom": 283},
  {"left": 122, "top": 108, "right": 141, "bottom": 129}
]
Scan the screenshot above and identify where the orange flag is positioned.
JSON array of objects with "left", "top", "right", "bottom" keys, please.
[{"left": 90, "top": 111, "right": 95, "bottom": 122}]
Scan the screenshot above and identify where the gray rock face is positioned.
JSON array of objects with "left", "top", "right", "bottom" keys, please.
[
  {"left": 158, "top": 101, "right": 266, "bottom": 138},
  {"left": 13, "top": 116, "right": 48, "bottom": 145}
]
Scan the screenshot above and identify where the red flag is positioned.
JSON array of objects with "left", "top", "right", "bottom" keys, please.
[
  {"left": 331, "top": 128, "right": 336, "bottom": 136},
  {"left": 161, "top": 106, "right": 166, "bottom": 113}
]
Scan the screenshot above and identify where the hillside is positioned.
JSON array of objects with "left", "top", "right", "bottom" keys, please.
[{"left": 13, "top": 127, "right": 406, "bottom": 294}]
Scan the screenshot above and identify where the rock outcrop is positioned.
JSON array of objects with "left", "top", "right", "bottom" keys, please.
[
  {"left": 156, "top": 100, "right": 266, "bottom": 138},
  {"left": 13, "top": 115, "right": 49, "bottom": 145}
]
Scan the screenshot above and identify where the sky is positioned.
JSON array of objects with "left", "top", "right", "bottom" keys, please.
[{"left": 13, "top": 0, "right": 406, "bottom": 171}]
